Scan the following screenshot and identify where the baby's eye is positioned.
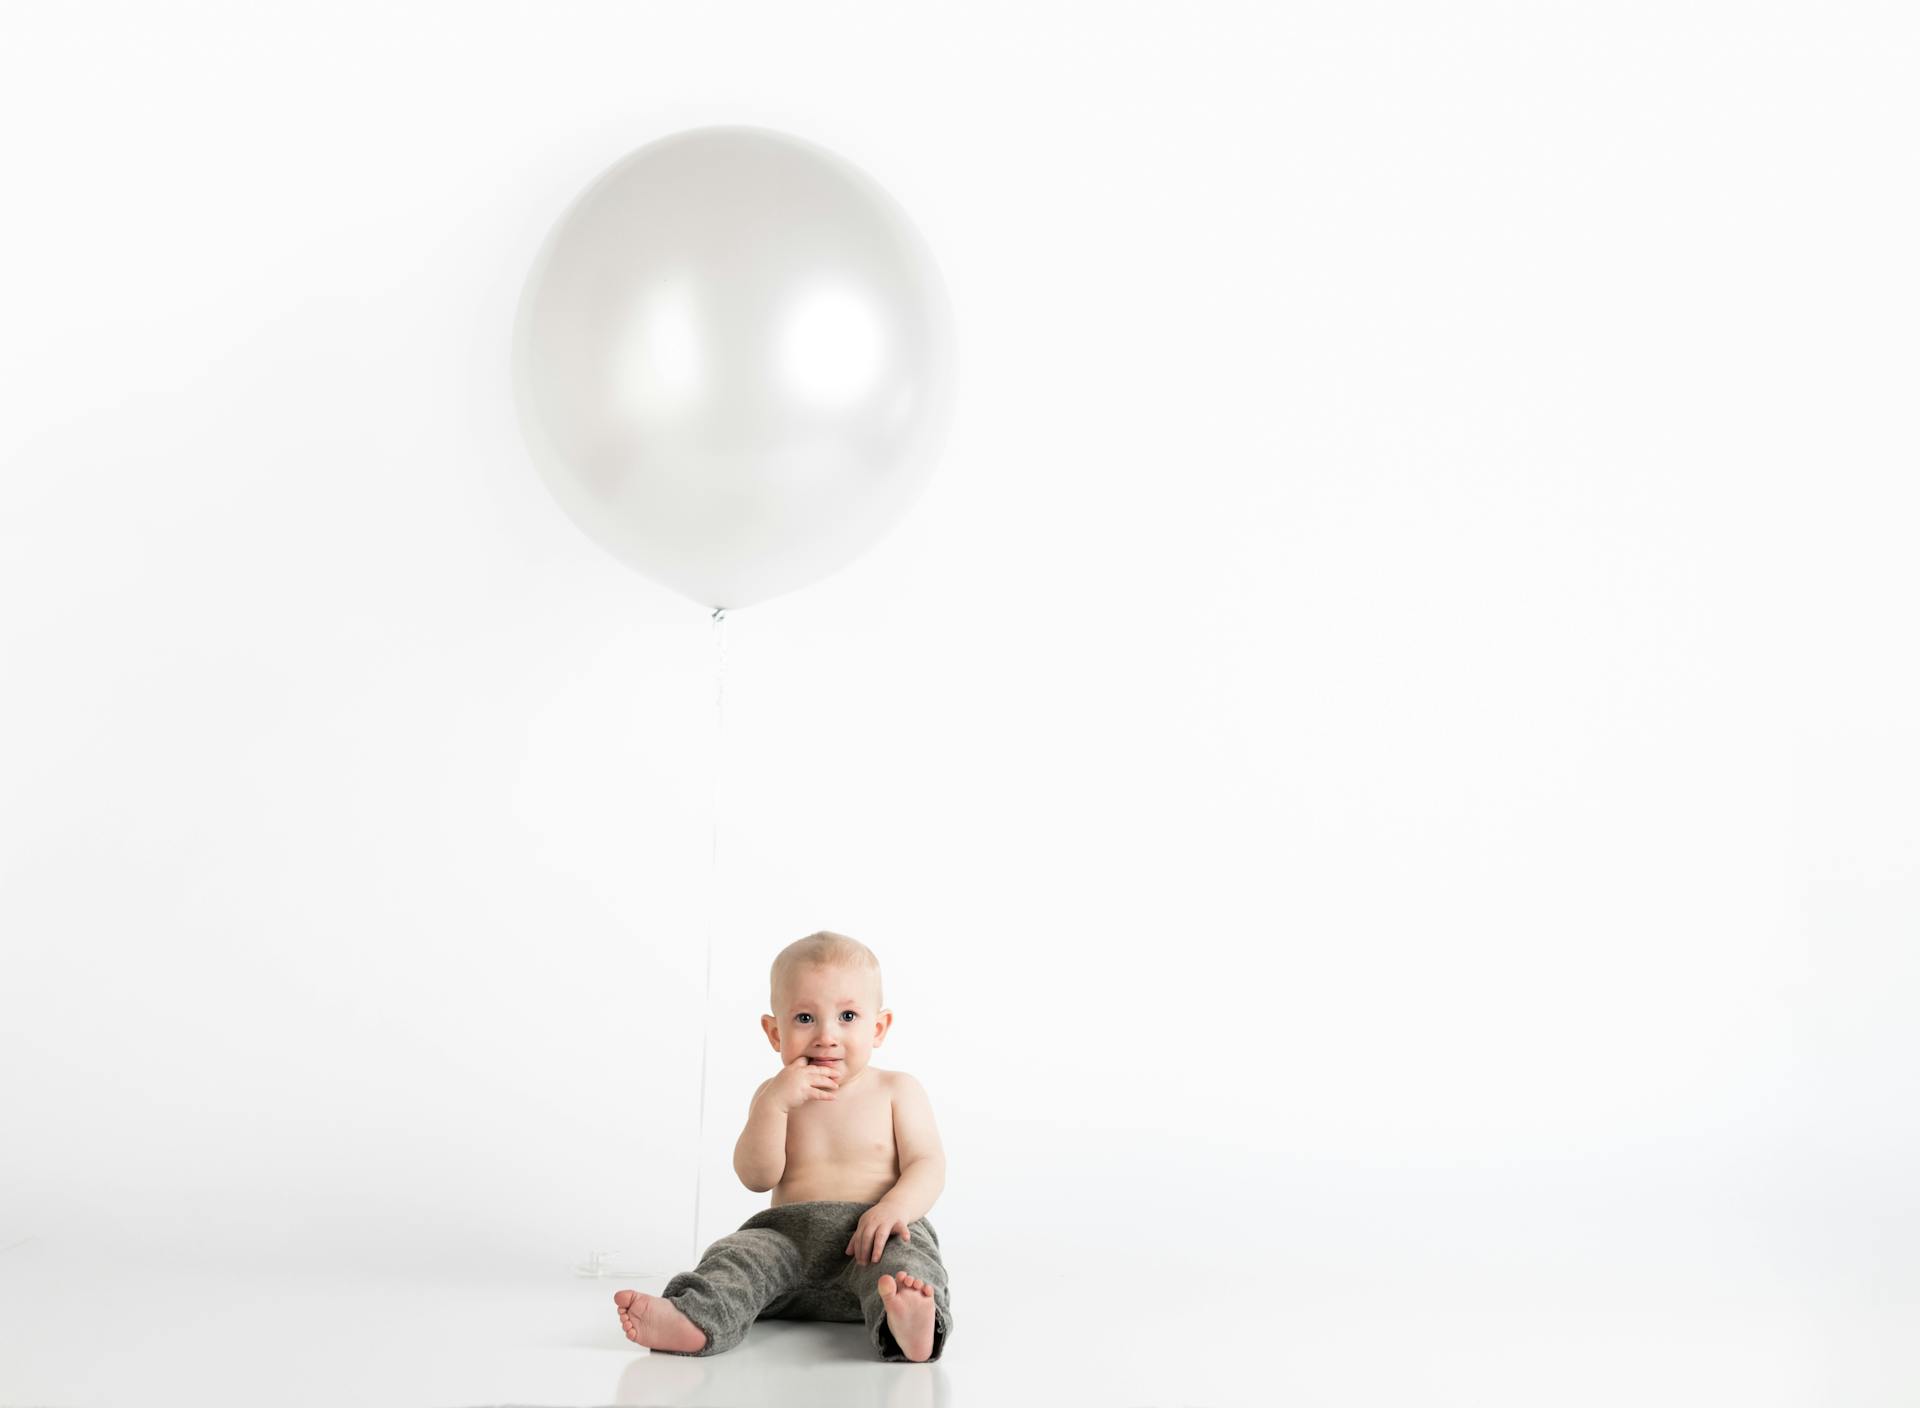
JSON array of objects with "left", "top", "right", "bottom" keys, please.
[{"left": 840, "top": 1010, "right": 857, "bottom": 1022}]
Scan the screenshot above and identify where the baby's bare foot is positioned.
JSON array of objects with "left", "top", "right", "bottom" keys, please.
[
  {"left": 613, "top": 1289, "right": 708, "bottom": 1353},
  {"left": 877, "top": 1273, "right": 937, "bottom": 1363}
]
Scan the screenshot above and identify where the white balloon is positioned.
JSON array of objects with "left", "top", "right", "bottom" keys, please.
[{"left": 511, "top": 125, "right": 956, "bottom": 610}]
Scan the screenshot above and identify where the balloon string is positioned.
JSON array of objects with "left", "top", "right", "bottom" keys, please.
[
  {"left": 574, "top": 607, "right": 728, "bottom": 1283},
  {"left": 693, "top": 606, "right": 727, "bottom": 1265}
]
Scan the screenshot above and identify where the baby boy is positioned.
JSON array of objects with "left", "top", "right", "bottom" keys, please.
[{"left": 614, "top": 930, "right": 953, "bottom": 1362}]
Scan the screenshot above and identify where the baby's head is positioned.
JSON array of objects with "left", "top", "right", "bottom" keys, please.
[{"left": 761, "top": 930, "right": 893, "bottom": 1083}]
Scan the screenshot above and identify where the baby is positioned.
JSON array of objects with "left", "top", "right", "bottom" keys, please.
[{"left": 614, "top": 930, "right": 953, "bottom": 1362}]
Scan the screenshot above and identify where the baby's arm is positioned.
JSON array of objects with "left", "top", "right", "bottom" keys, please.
[
  {"left": 733, "top": 1079, "right": 788, "bottom": 1193},
  {"left": 875, "top": 1073, "right": 947, "bottom": 1221}
]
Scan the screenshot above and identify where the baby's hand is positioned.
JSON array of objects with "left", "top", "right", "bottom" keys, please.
[
  {"left": 846, "top": 1201, "right": 912, "bottom": 1265},
  {"left": 767, "top": 1054, "right": 840, "bottom": 1112}
]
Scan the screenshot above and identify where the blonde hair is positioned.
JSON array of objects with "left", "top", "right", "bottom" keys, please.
[{"left": 769, "top": 930, "right": 885, "bottom": 1013}]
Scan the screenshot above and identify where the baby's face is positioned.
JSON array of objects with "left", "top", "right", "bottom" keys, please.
[{"left": 761, "top": 964, "right": 892, "bottom": 1085}]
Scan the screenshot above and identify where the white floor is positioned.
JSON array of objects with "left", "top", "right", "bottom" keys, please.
[{"left": 3, "top": 1231, "right": 1914, "bottom": 1408}]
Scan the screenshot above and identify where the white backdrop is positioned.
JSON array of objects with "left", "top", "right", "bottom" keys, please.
[{"left": 2, "top": 0, "right": 1915, "bottom": 1381}]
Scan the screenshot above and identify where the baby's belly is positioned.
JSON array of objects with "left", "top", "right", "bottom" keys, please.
[{"left": 772, "top": 1155, "right": 899, "bottom": 1207}]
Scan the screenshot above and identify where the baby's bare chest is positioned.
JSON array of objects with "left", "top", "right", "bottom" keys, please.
[{"left": 785, "top": 1082, "right": 897, "bottom": 1171}]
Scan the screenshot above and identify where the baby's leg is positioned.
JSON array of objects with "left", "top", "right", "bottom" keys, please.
[
  {"left": 620, "top": 1227, "right": 806, "bottom": 1357},
  {"left": 845, "top": 1220, "right": 954, "bottom": 1362}
]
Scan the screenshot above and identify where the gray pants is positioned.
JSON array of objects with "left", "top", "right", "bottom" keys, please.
[{"left": 660, "top": 1199, "right": 954, "bottom": 1362}]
